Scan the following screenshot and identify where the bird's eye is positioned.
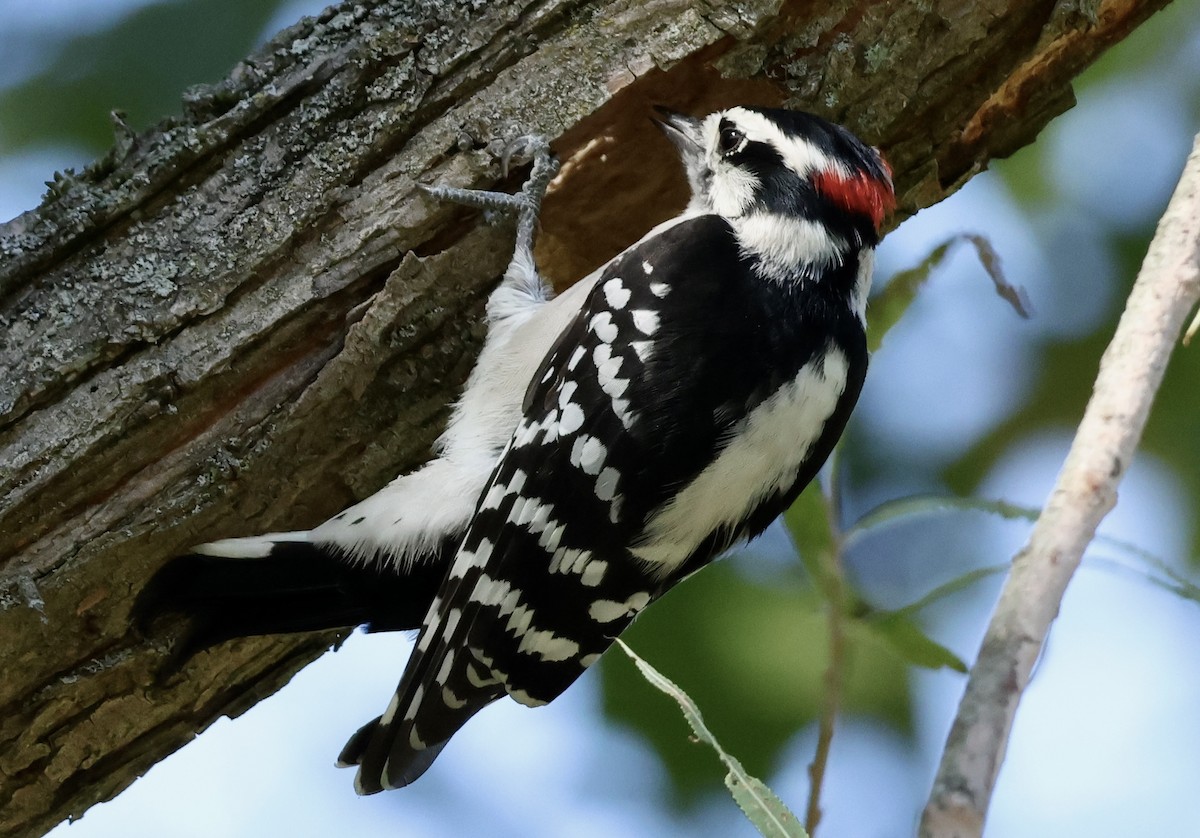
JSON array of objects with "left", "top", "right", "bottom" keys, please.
[{"left": 717, "top": 125, "right": 745, "bottom": 156}]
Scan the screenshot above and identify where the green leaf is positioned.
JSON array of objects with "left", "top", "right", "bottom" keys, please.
[
  {"left": 868, "top": 233, "right": 1032, "bottom": 353},
  {"left": 1089, "top": 556, "right": 1200, "bottom": 605},
  {"left": 615, "top": 640, "right": 809, "bottom": 838},
  {"left": 842, "top": 493, "right": 1035, "bottom": 553},
  {"left": 885, "top": 564, "right": 1009, "bottom": 620},
  {"left": 599, "top": 563, "right": 913, "bottom": 800},
  {"left": 867, "top": 240, "right": 953, "bottom": 352},
  {"left": 843, "top": 492, "right": 1200, "bottom": 613},
  {"left": 862, "top": 612, "right": 968, "bottom": 673},
  {"left": 782, "top": 483, "right": 835, "bottom": 593}
]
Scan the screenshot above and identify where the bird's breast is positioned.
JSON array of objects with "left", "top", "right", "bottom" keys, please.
[{"left": 630, "top": 346, "right": 851, "bottom": 573}]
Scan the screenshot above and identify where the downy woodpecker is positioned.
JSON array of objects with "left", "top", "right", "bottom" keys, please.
[{"left": 138, "top": 106, "right": 894, "bottom": 793}]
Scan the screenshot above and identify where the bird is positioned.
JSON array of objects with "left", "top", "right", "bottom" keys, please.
[{"left": 136, "top": 105, "right": 894, "bottom": 794}]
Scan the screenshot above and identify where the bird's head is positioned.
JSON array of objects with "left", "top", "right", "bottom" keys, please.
[{"left": 654, "top": 106, "right": 895, "bottom": 278}]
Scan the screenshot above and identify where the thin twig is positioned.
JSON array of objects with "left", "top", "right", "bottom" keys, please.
[
  {"left": 919, "top": 133, "right": 1200, "bottom": 838},
  {"left": 804, "top": 485, "right": 849, "bottom": 837}
]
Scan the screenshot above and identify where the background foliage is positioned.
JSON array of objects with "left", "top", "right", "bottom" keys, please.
[{"left": 2, "top": 1, "right": 1199, "bottom": 835}]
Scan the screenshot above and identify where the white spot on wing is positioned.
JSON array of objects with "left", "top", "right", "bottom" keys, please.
[
  {"left": 588, "top": 591, "right": 651, "bottom": 623},
  {"left": 589, "top": 311, "right": 618, "bottom": 343},
  {"left": 631, "top": 340, "right": 653, "bottom": 364},
  {"left": 595, "top": 467, "right": 620, "bottom": 501},
  {"left": 538, "top": 522, "right": 566, "bottom": 553},
  {"left": 527, "top": 501, "right": 553, "bottom": 533},
  {"left": 551, "top": 546, "right": 587, "bottom": 574},
  {"left": 509, "top": 688, "right": 548, "bottom": 708},
  {"left": 442, "top": 607, "right": 462, "bottom": 640},
  {"left": 480, "top": 482, "right": 506, "bottom": 510},
  {"left": 498, "top": 587, "right": 521, "bottom": 617},
  {"left": 517, "top": 627, "right": 580, "bottom": 662},
  {"left": 508, "top": 495, "right": 533, "bottom": 527},
  {"left": 416, "top": 600, "right": 441, "bottom": 651},
  {"left": 510, "top": 497, "right": 553, "bottom": 533},
  {"left": 451, "top": 540, "right": 491, "bottom": 579},
  {"left": 466, "top": 661, "right": 500, "bottom": 687},
  {"left": 649, "top": 282, "right": 669, "bottom": 298},
  {"left": 512, "top": 420, "right": 539, "bottom": 448},
  {"left": 559, "top": 403, "right": 584, "bottom": 435},
  {"left": 469, "top": 573, "right": 510, "bottom": 607},
  {"left": 435, "top": 652, "right": 455, "bottom": 685},
  {"left": 611, "top": 396, "right": 634, "bottom": 428},
  {"left": 580, "top": 559, "right": 607, "bottom": 587},
  {"left": 506, "top": 603, "right": 534, "bottom": 637},
  {"left": 631, "top": 309, "right": 659, "bottom": 336},
  {"left": 594, "top": 345, "right": 628, "bottom": 398},
  {"left": 557, "top": 380, "right": 579, "bottom": 410},
  {"left": 603, "top": 278, "right": 631, "bottom": 309},
  {"left": 403, "top": 684, "right": 424, "bottom": 721},
  {"left": 570, "top": 435, "right": 608, "bottom": 475},
  {"left": 568, "top": 549, "right": 590, "bottom": 574},
  {"left": 538, "top": 411, "right": 560, "bottom": 443}
]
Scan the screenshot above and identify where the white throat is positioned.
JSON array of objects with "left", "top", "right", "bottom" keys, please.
[{"left": 730, "top": 212, "right": 847, "bottom": 281}]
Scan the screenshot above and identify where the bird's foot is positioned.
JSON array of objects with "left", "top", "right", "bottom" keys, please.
[{"left": 421, "top": 135, "right": 558, "bottom": 270}]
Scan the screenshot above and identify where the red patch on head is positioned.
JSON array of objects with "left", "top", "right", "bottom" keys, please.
[{"left": 813, "top": 159, "right": 896, "bottom": 231}]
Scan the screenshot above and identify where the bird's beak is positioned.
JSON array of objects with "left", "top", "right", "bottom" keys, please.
[{"left": 651, "top": 106, "right": 703, "bottom": 156}]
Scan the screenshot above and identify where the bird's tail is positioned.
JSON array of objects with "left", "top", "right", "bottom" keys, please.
[
  {"left": 336, "top": 676, "right": 501, "bottom": 794},
  {"left": 134, "top": 533, "right": 448, "bottom": 661}
]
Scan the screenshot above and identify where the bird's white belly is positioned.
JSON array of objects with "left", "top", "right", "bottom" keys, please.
[{"left": 631, "top": 348, "right": 849, "bottom": 573}]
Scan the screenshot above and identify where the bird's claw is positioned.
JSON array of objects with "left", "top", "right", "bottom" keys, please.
[
  {"left": 420, "top": 135, "right": 557, "bottom": 215},
  {"left": 420, "top": 135, "right": 558, "bottom": 273},
  {"left": 500, "top": 135, "right": 553, "bottom": 180}
]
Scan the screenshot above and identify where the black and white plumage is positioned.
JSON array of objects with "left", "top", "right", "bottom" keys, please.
[{"left": 137, "top": 106, "right": 894, "bottom": 793}]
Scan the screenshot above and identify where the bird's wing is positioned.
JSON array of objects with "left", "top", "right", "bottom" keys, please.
[{"left": 344, "top": 215, "right": 752, "bottom": 793}]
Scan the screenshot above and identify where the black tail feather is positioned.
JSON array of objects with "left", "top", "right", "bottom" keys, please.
[
  {"left": 338, "top": 714, "right": 450, "bottom": 794},
  {"left": 135, "top": 541, "right": 448, "bottom": 662}
]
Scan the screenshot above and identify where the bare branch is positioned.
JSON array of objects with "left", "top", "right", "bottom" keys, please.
[
  {"left": 920, "top": 132, "right": 1200, "bottom": 838},
  {"left": 804, "top": 490, "right": 849, "bottom": 837}
]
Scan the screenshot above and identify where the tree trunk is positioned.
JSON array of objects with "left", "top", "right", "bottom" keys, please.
[{"left": 0, "top": 0, "right": 1169, "bottom": 833}]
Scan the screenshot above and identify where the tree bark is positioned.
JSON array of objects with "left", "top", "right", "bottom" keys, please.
[{"left": 0, "top": 0, "right": 1170, "bottom": 833}]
